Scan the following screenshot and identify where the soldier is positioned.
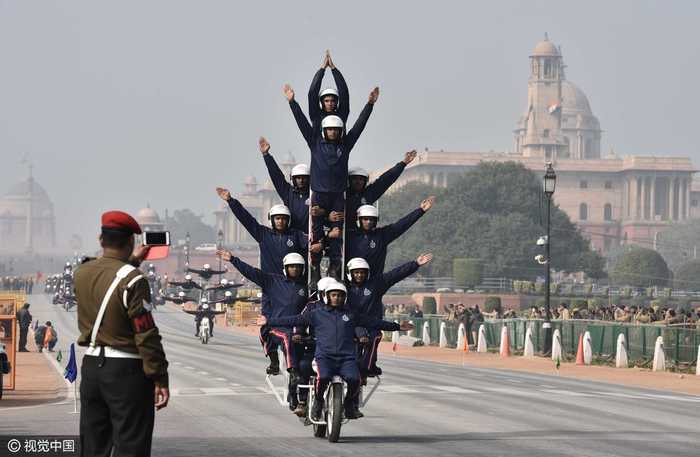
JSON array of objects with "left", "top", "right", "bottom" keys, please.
[{"left": 74, "top": 211, "right": 169, "bottom": 457}]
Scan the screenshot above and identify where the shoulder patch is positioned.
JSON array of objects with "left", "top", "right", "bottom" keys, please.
[
  {"left": 286, "top": 239, "right": 294, "bottom": 247},
  {"left": 342, "top": 314, "right": 350, "bottom": 322},
  {"left": 369, "top": 240, "right": 376, "bottom": 249}
]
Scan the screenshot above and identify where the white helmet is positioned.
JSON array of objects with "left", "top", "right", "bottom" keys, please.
[
  {"left": 203, "top": 264, "right": 211, "bottom": 270},
  {"left": 319, "top": 87, "right": 339, "bottom": 100},
  {"left": 346, "top": 257, "right": 371, "bottom": 281},
  {"left": 268, "top": 204, "right": 291, "bottom": 227},
  {"left": 323, "top": 280, "right": 347, "bottom": 305},
  {"left": 321, "top": 115, "right": 344, "bottom": 141},
  {"left": 356, "top": 204, "right": 379, "bottom": 219},
  {"left": 282, "top": 252, "right": 306, "bottom": 277},
  {"left": 220, "top": 278, "right": 228, "bottom": 285},
  {"left": 202, "top": 303, "right": 209, "bottom": 310},
  {"left": 291, "top": 163, "right": 310, "bottom": 177},
  {"left": 178, "top": 291, "right": 185, "bottom": 297},
  {"left": 224, "top": 291, "right": 232, "bottom": 297},
  {"left": 317, "top": 276, "right": 334, "bottom": 294},
  {"left": 185, "top": 274, "right": 192, "bottom": 281},
  {"left": 348, "top": 167, "right": 369, "bottom": 179}
]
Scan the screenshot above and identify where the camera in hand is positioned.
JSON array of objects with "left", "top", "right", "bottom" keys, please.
[{"left": 143, "top": 231, "right": 170, "bottom": 246}]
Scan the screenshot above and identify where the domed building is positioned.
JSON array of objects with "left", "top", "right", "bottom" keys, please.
[
  {"left": 372, "top": 35, "right": 696, "bottom": 255},
  {"left": 0, "top": 165, "right": 56, "bottom": 253},
  {"left": 135, "top": 205, "right": 165, "bottom": 232},
  {"left": 514, "top": 34, "right": 602, "bottom": 160}
]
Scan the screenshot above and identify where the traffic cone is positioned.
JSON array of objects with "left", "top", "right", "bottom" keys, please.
[
  {"left": 575, "top": 333, "right": 585, "bottom": 365},
  {"left": 499, "top": 326, "right": 510, "bottom": 357}
]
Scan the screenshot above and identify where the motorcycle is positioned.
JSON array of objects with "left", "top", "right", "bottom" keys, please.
[{"left": 198, "top": 318, "right": 210, "bottom": 345}]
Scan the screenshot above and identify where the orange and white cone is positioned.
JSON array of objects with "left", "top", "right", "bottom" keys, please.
[
  {"left": 499, "top": 326, "right": 510, "bottom": 357},
  {"left": 575, "top": 333, "right": 585, "bottom": 365}
]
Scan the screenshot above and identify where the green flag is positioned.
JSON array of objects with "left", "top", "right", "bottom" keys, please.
[{"left": 56, "top": 350, "right": 62, "bottom": 363}]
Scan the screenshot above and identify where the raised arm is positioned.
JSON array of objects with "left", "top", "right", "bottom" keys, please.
[
  {"left": 308, "top": 67, "right": 326, "bottom": 123},
  {"left": 284, "top": 84, "right": 314, "bottom": 147},
  {"left": 260, "top": 137, "right": 292, "bottom": 203},
  {"left": 345, "top": 88, "right": 378, "bottom": 151},
  {"left": 331, "top": 67, "right": 349, "bottom": 121},
  {"left": 216, "top": 188, "right": 263, "bottom": 243},
  {"left": 379, "top": 261, "right": 420, "bottom": 294},
  {"left": 384, "top": 197, "right": 435, "bottom": 244},
  {"left": 262, "top": 308, "right": 312, "bottom": 328},
  {"left": 364, "top": 152, "right": 415, "bottom": 203}
]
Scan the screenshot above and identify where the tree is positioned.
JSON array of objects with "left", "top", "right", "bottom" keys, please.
[
  {"left": 610, "top": 246, "right": 670, "bottom": 287},
  {"left": 674, "top": 259, "right": 700, "bottom": 291},
  {"left": 379, "top": 162, "right": 604, "bottom": 280},
  {"left": 656, "top": 220, "right": 700, "bottom": 271},
  {"left": 165, "top": 209, "right": 216, "bottom": 247},
  {"left": 453, "top": 258, "right": 482, "bottom": 287}
]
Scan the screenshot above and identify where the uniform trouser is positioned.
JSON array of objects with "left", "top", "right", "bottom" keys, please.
[
  {"left": 311, "top": 191, "right": 344, "bottom": 243},
  {"left": 315, "top": 356, "right": 360, "bottom": 408},
  {"left": 80, "top": 356, "right": 155, "bottom": 457},
  {"left": 18, "top": 327, "right": 29, "bottom": 350},
  {"left": 296, "top": 343, "right": 315, "bottom": 402},
  {"left": 359, "top": 329, "right": 383, "bottom": 374},
  {"left": 267, "top": 328, "right": 297, "bottom": 370}
]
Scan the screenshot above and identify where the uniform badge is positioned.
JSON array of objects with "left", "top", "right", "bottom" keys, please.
[
  {"left": 361, "top": 197, "right": 367, "bottom": 204},
  {"left": 287, "top": 239, "right": 294, "bottom": 247},
  {"left": 369, "top": 240, "right": 376, "bottom": 249},
  {"left": 342, "top": 314, "right": 350, "bottom": 322},
  {"left": 336, "top": 149, "right": 342, "bottom": 158},
  {"left": 298, "top": 288, "right": 305, "bottom": 296},
  {"left": 305, "top": 198, "right": 310, "bottom": 206}
]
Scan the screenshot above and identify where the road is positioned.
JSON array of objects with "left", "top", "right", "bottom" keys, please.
[{"left": 2, "top": 294, "right": 699, "bottom": 457}]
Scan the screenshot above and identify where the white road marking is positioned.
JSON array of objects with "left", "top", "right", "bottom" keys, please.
[
  {"left": 431, "top": 386, "right": 479, "bottom": 394},
  {"left": 198, "top": 371, "right": 209, "bottom": 375}
]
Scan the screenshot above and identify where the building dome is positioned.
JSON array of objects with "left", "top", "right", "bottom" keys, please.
[
  {"left": 531, "top": 38, "right": 560, "bottom": 57},
  {"left": 4, "top": 179, "right": 50, "bottom": 200},
  {"left": 244, "top": 176, "right": 257, "bottom": 185},
  {"left": 136, "top": 206, "right": 161, "bottom": 225},
  {"left": 561, "top": 81, "right": 592, "bottom": 115}
]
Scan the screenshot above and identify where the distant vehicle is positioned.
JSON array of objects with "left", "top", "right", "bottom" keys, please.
[{"left": 195, "top": 243, "right": 217, "bottom": 251}]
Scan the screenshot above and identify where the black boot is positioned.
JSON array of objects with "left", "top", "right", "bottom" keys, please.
[
  {"left": 344, "top": 399, "right": 363, "bottom": 419},
  {"left": 311, "top": 399, "right": 324, "bottom": 421},
  {"left": 266, "top": 351, "right": 280, "bottom": 375}
]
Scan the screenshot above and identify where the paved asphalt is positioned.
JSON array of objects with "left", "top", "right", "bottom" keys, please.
[{"left": 1, "top": 294, "right": 699, "bottom": 457}]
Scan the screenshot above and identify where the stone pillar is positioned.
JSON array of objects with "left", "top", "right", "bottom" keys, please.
[
  {"left": 649, "top": 176, "right": 656, "bottom": 221},
  {"left": 685, "top": 177, "right": 691, "bottom": 220},
  {"left": 636, "top": 177, "right": 642, "bottom": 220},
  {"left": 667, "top": 178, "right": 674, "bottom": 221}
]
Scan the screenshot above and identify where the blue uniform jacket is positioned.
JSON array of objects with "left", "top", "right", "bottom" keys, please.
[
  {"left": 263, "top": 153, "right": 310, "bottom": 232},
  {"left": 346, "top": 208, "right": 425, "bottom": 274},
  {"left": 226, "top": 198, "right": 308, "bottom": 274},
  {"left": 269, "top": 304, "right": 400, "bottom": 358},
  {"left": 230, "top": 257, "right": 307, "bottom": 324},
  {"left": 346, "top": 161, "right": 407, "bottom": 228},
  {"left": 289, "top": 100, "right": 373, "bottom": 193},
  {"left": 348, "top": 261, "right": 420, "bottom": 321}
]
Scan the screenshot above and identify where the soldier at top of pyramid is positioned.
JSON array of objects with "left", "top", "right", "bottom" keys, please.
[
  {"left": 300, "top": 50, "right": 349, "bottom": 129},
  {"left": 283, "top": 51, "right": 379, "bottom": 245}
]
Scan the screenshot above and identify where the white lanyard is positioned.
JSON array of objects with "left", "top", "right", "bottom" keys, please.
[{"left": 89, "top": 264, "right": 136, "bottom": 348}]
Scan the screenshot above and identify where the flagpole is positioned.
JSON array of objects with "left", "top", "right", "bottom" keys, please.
[{"left": 73, "top": 382, "right": 78, "bottom": 413}]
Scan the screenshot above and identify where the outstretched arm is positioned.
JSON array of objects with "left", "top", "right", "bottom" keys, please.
[
  {"left": 384, "top": 197, "right": 435, "bottom": 244},
  {"left": 258, "top": 309, "right": 312, "bottom": 328},
  {"left": 345, "top": 88, "right": 378, "bottom": 151},
  {"left": 216, "top": 188, "right": 264, "bottom": 243},
  {"left": 218, "top": 251, "right": 267, "bottom": 289},
  {"left": 284, "top": 85, "right": 314, "bottom": 147},
  {"left": 260, "top": 137, "right": 292, "bottom": 202},
  {"left": 364, "top": 151, "right": 416, "bottom": 203},
  {"left": 379, "top": 254, "right": 432, "bottom": 294}
]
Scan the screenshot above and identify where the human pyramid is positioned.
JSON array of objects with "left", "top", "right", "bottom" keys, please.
[{"left": 215, "top": 50, "right": 436, "bottom": 421}]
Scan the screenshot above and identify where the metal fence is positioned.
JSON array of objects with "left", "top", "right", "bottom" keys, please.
[{"left": 389, "top": 315, "right": 699, "bottom": 366}]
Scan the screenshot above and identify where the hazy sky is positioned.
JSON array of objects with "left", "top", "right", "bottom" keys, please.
[{"left": 1, "top": 1, "right": 699, "bottom": 251}]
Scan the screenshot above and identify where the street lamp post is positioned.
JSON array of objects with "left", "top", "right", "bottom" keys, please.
[
  {"left": 543, "top": 162, "right": 557, "bottom": 355},
  {"left": 184, "top": 232, "right": 191, "bottom": 270},
  {"left": 217, "top": 229, "right": 224, "bottom": 281}
]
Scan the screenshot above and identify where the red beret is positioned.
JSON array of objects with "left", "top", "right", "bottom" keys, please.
[{"left": 101, "top": 211, "right": 142, "bottom": 235}]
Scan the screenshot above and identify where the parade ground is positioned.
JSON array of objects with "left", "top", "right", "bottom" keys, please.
[{"left": 2, "top": 294, "right": 699, "bottom": 457}]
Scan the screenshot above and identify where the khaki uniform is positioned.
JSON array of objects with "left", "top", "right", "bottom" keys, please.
[{"left": 75, "top": 255, "right": 168, "bottom": 386}]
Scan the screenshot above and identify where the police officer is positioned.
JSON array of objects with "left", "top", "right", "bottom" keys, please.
[
  {"left": 259, "top": 136, "right": 310, "bottom": 233},
  {"left": 347, "top": 254, "right": 433, "bottom": 377},
  {"left": 258, "top": 280, "right": 413, "bottom": 419},
  {"left": 218, "top": 249, "right": 307, "bottom": 409},
  {"left": 75, "top": 211, "right": 169, "bottom": 457},
  {"left": 347, "top": 196, "right": 435, "bottom": 275}
]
